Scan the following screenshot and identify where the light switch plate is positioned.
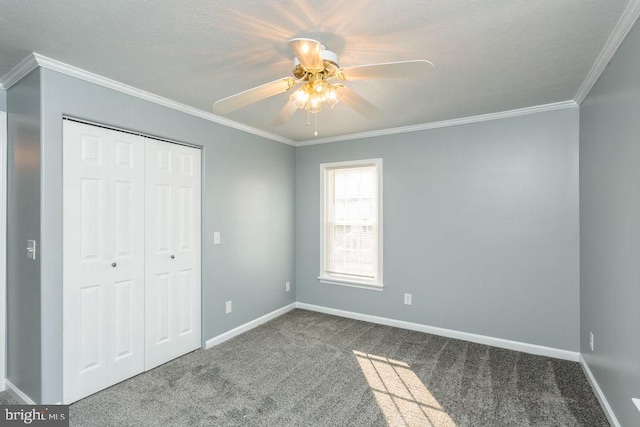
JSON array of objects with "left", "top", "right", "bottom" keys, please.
[
  {"left": 214, "top": 231, "right": 221, "bottom": 245},
  {"left": 27, "top": 240, "right": 36, "bottom": 260},
  {"left": 225, "top": 301, "right": 232, "bottom": 314}
]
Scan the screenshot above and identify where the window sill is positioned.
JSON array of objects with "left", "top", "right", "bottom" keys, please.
[{"left": 317, "top": 276, "right": 384, "bottom": 291}]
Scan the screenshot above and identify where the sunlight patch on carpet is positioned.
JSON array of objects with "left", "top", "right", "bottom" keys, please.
[{"left": 353, "top": 350, "right": 456, "bottom": 427}]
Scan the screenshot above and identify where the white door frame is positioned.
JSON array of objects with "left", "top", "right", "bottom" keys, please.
[{"left": 1, "top": 110, "right": 7, "bottom": 391}]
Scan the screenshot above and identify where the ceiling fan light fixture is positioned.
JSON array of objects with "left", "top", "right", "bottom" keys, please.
[
  {"left": 326, "top": 87, "right": 340, "bottom": 108},
  {"left": 308, "top": 97, "right": 321, "bottom": 113},
  {"left": 290, "top": 75, "right": 341, "bottom": 114},
  {"left": 291, "top": 86, "right": 310, "bottom": 109},
  {"left": 313, "top": 79, "right": 327, "bottom": 94}
]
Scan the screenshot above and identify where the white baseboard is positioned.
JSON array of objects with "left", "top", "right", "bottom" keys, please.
[
  {"left": 579, "top": 354, "right": 620, "bottom": 427},
  {"left": 205, "top": 303, "right": 296, "bottom": 349},
  {"left": 5, "top": 380, "right": 36, "bottom": 404},
  {"left": 295, "top": 302, "right": 580, "bottom": 362}
]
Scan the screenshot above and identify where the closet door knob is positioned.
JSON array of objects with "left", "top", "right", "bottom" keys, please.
[
  {"left": 170, "top": 255, "right": 175, "bottom": 259},
  {"left": 111, "top": 262, "right": 117, "bottom": 267}
]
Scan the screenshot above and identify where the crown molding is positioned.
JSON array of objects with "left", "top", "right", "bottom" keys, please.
[
  {"left": 296, "top": 100, "right": 578, "bottom": 147},
  {"left": 0, "top": 53, "right": 295, "bottom": 146},
  {"left": 32, "top": 54, "right": 295, "bottom": 146},
  {"left": 0, "top": 54, "right": 580, "bottom": 148},
  {"left": 0, "top": 54, "right": 39, "bottom": 90},
  {"left": 574, "top": 0, "right": 640, "bottom": 105}
]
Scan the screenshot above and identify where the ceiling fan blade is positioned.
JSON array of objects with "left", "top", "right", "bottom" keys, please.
[
  {"left": 272, "top": 101, "right": 298, "bottom": 126},
  {"left": 289, "top": 38, "right": 324, "bottom": 71},
  {"left": 335, "top": 86, "right": 382, "bottom": 119},
  {"left": 213, "top": 77, "right": 296, "bottom": 115},
  {"left": 336, "top": 60, "right": 434, "bottom": 81}
]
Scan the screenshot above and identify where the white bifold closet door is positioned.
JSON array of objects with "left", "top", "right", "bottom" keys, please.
[
  {"left": 63, "top": 121, "right": 201, "bottom": 404},
  {"left": 144, "top": 140, "right": 201, "bottom": 370},
  {"left": 63, "top": 121, "right": 146, "bottom": 403}
]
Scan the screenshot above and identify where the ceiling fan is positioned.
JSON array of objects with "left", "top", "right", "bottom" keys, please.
[{"left": 213, "top": 38, "right": 434, "bottom": 135}]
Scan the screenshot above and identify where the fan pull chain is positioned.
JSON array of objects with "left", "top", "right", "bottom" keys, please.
[
  {"left": 314, "top": 112, "right": 318, "bottom": 136},
  {"left": 306, "top": 109, "right": 310, "bottom": 126}
]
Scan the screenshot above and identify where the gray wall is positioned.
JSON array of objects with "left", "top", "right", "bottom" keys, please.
[
  {"left": 0, "top": 89, "right": 6, "bottom": 111},
  {"left": 580, "top": 18, "right": 640, "bottom": 427},
  {"left": 6, "top": 69, "right": 42, "bottom": 402},
  {"left": 33, "top": 68, "right": 296, "bottom": 403},
  {"left": 296, "top": 108, "right": 580, "bottom": 351}
]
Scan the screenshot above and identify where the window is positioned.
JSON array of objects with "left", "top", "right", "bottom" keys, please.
[{"left": 319, "top": 159, "right": 383, "bottom": 289}]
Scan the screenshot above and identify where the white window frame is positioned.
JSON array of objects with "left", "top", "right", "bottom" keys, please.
[{"left": 318, "top": 158, "right": 383, "bottom": 290}]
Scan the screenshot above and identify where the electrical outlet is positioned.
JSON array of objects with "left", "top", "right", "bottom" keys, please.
[
  {"left": 404, "top": 293, "right": 412, "bottom": 305},
  {"left": 225, "top": 301, "right": 232, "bottom": 314},
  {"left": 285, "top": 281, "right": 290, "bottom": 292},
  {"left": 589, "top": 331, "right": 594, "bottom": 351}
]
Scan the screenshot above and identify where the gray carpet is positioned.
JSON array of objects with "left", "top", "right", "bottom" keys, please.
[
  {"left": 2, "top": 309, "right": 608, "bottom": 426},
  {"left": 0, "top": 390, "right": 20, "bottom": 405}
]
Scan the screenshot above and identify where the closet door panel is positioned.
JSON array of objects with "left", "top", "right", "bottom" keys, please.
[
  {"left": 113, "top": 279, "right": 134, "bottom": 359},
  {"left": 178, "top": 269, "right": 194, "bottom": 336},
  {"left": 64, "top": 122, "right": 111, "bottom": 402},
  {"left": 63, "top": 121, "right": 145, "bottom": 404},
  {"left": 173, "top": 147, "right": 200, "bottom": 344},
  {"left": 107, "top": 132, "right": 145, "bottom": 384},
  {"left": 145, "top": 141, "right": 201, "bottom": 370},
  {"left": 78, "top": 285, "right": 103, "bottom": 373},
  {"left": 154, "top": 272, "right": 172, "bottom": 344},
  {"left": 171, "top": 145, "right": 201, "bottom": 352},
  {"left": 145, "top": 141, "right": 175, "bottom": 368}
]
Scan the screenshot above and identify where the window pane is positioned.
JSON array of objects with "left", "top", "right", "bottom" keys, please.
[
  {"left": 330, "top": 223, "right": 374, "bottom": 277},
  {"left": 322, "top": 160, "right": 381, "bottom": 285}
]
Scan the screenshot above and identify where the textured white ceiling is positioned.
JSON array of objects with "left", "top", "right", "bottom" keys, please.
[{"left": 0, "top": 0, "right": 631, "bottom": 142}]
